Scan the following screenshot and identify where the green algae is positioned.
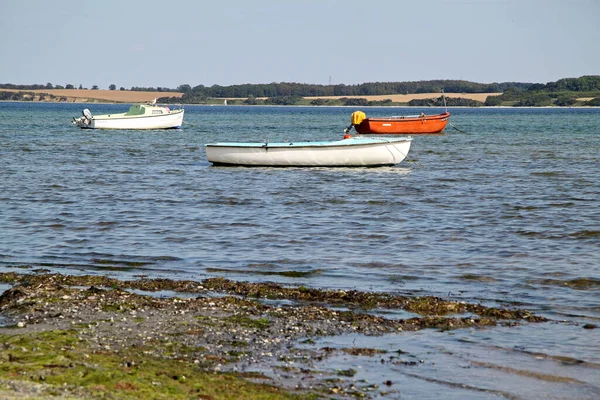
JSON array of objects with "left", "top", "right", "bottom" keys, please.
[
  {"left": 0, "top": 271, "right": 554, "bottom": 399},
  {"left": 0, "top": 331, "right": 306, "bottom": 400},
  {"left": 224, "top": 316, "right": 271, "bottom": 330},
  {"left": 336, "top": 368, "right": 357, "bottom": 377},
  {"left": 342, "top": 348, "right": 387, "bottom": 357}
]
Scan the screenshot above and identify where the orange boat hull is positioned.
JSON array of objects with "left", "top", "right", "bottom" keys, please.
[{"left": 355, "top": 112, "right": 450, "bottom": 134}]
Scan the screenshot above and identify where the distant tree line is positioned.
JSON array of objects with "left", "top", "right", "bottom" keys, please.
[
  {"left": 0, "top": 83, "right": 85, "bottom": 90},
  {"left": 525, "top": 75, "right": 600, "bottom": 92},
  {"left": 3, "top": 76, "right": 600, "bottom": 107},
  {"left": 4, "top": 76, "right": 599, "bottom": 97},
  {"left": 160, "top": 76, "right": 599, "bottom": 106},
  {"left": 0, "top": 83, "right": 179, "bottom": 92},
  {"left": 0, "top": 83, "right": 56, "bottom": 90},
  {"left": 129, "top": 86, "right": 179, "bottom": 92},
  {"left": 0, "top": 91, "right": 35, "bottom": 101},
  {"left": 409, "top": 97, "right": 483, "bottom": 107},
  {"left": 481, "top": 76, "right": 600, "bottom": 106},
  {"left": 170, "top": 80, "right": 531, "bottom": 103},
  {"left": 483, "top": 75, "right": 600, "bottom": 106},
  {"left": 0, "top": 91, "right": 58, "bottom": 101},
  {"left": 169, "top": 76, "right": 600, "bottom": 99}
]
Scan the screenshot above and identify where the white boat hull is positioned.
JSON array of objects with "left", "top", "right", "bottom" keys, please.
[
  {"left": 73, "top": 105, "right": 184, "bottom": 130},
  {"left": 88, "top": 109, "right": 184, "bottom": 129},
  {"left": 205, "top": 137, "right": 412, "bottom": 167}
]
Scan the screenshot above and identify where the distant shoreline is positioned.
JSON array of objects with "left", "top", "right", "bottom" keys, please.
[
  {"left": 0, "top": 88, "right": 497, "bottom": 104},
  {"left": 0, "top": 88, "right": 183, "bottom": 103},
  {"left": 0, "top": 89, "right": 597, "bottom": 107}
]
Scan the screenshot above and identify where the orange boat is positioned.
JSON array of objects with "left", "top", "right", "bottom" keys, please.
[{"left": 347, "top": 110, "right": 451, "bottom": 134}]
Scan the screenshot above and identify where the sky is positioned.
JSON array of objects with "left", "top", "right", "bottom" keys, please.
[{"left": 1, "top": 0, "right": 599, "bottom": 90}]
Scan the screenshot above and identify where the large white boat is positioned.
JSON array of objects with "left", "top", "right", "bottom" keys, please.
[
  {"left": 72, "top": 100, "right": 184, "bottom": 129},
  {"left": 205, "top": 136, "right": 412, "bottom": 167}
]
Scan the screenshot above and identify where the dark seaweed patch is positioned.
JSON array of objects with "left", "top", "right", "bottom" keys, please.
[
  {"left": 206, "top": 267, "right": 319, "bottom": 278},
  {"left": 536, "top": 277, "right": 600, "bottom": 290},
  {"left": 459, "top": 274, "right": 497, "bottom": 282},
  {"left": 568, "top": 230, "right": 600, "bottom": 239}
]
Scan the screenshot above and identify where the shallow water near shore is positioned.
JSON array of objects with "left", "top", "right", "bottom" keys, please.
[{"left": 1, "top": 102, "right": 599, "bottom": 398}]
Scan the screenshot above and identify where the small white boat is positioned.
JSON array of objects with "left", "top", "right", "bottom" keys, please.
[
  {"left": 205, "top": 136, "right": 412, "bottom": 167},
  {"left": 72, "top": 100, "right": 184, "bottom": 130}
]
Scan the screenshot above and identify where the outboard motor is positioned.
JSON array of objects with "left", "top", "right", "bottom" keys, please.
[
  {"left": 73, "top": 108, "right": 94, "bottom": 127},
  {"left": 344, "top": 110, "right": 366, "bottom": 133}
]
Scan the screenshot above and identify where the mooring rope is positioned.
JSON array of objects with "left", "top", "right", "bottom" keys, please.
[
  {"left": 449, "top": 122, "right": 467, "bottom": 133},
  {"left": 384, "top": 138, "right": 423, "bottom": 168}
]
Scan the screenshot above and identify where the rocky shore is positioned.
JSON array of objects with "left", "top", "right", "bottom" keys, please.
[{"left": 0, "top": 271, "right": 547, "bottom": 399}]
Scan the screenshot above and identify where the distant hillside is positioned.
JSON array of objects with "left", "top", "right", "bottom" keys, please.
[
  {"left": 0, "top": 88, "right": 183, "bottom": 103},
  {"left": 158, "top": 76, "right": 600, "bottom": 106},
  {"left": 166, "top": 80, "right": 530, "bottom": 104},
  {"left": 2, "top": 76, "right": 599, "bottom": 106}
]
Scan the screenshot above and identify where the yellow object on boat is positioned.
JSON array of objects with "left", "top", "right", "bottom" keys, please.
[{"left": 350, "top": 111, "right": 366, "bottom": 125}]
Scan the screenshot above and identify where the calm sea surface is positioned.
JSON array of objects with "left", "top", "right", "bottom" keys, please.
[{"left": 1, "top": 102, "right": 599, "bottom": 398}]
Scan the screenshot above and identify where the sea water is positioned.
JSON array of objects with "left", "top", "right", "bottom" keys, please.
[{"left": 1, "top": 102, "right": 599, "bottom": 398}]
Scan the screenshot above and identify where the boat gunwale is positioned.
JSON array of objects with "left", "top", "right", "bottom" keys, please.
[
  {"left": 363, "top": 111, "right": 450, "bottom": 123},
  {"left": 205, "top": 137, "right": 412, "bottom": 150}
]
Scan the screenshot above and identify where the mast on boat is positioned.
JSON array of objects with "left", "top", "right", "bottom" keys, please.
[{"left": 442, "top": 89, "right": 447, "bottom": 113}]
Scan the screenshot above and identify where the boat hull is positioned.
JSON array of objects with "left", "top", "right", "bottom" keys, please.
[
  {"left": 75, "top": 109, "right": 184, "bottom": 130},
  {"left": 355, "top": 112, "right": 450, "bottom": 134},
  {"left": 205, "top": 137, "right": 412, "bottom": 167}
]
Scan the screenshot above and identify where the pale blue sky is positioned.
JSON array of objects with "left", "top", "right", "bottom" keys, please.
[{"left": 1, "top": 0, "right": 598, "bottom": 89}]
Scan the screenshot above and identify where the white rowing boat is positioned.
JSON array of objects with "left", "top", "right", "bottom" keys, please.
[{"left": 205, "top": 136, "right": 412, "bottom": 167}]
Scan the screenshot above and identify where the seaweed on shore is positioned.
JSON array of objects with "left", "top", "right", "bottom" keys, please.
[
  {"left": 0, "top": 272, "right": 545, "bottom": 322},
  {"left": 0, "top": 272, "right": 549, "bottom": 399}
]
